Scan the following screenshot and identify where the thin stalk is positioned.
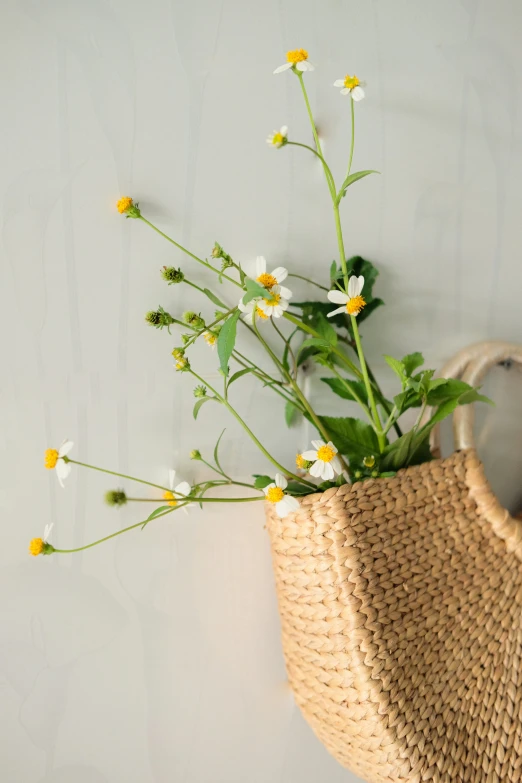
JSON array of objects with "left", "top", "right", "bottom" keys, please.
[
  {"left": 283, "top": 311, "right": 362, "bottom": 378},
  {"left": 346, "top": 98, "right": 355, "bottom": 179},
  {"left": 350, "top": 316, "right": 385, "bottom": 450},
  {"left": 296, "top": 73, "right": 336, "bottom": 200},
  {"left": 139, "top": 216, "right": 242, "bottom": 289},
  {"left": 286, "top": 141, "right": 336, "bottom": 195},
  {"left": 189, "top": 369, "right": 315, "bottom": 488},
  {"left": 287, "top": 273, "right": 329, "bottom": 292},
  {"left": 66, "top": 459, "right": 170, "bottom": 492},
  {"left": 328, "top": 365, "right": 373, "bottom": 424}
]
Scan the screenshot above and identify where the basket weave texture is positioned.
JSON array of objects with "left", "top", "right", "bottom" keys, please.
[{"left": 266, "top": 448, "right": 522, "bottom": 783}]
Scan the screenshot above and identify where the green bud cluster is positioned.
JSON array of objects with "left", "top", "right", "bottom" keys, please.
[
  {"left": 182, "top": 311, "right": 205, "bottom": 330},
  {"left": 145, "top": 306, "right": 174, "bottom": 330},
  {"left": 172, "top": 347, "right": 185, "bottom": 360},
  {"left": 105, "top": 489, "right": 128, "bottom": 507},
  {"left": 211, "top": 241, "right": 234, "bottom": 270},
  {"left": 161, "top": 266, "right": 185, "bottom": 284},
  {"left": 193, "top": 385, "right": 207, "bottom": 398},
  {"left": 190, "top": 449, "right": 202, "bottom": 460}
]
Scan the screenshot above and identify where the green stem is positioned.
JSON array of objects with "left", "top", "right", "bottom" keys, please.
[
  {"left": 53, "top": 508, "right": 177, "bottom": 553},
  {"left": 350, "top": 316, "right": 385, "bottom": 450},
  {"left": 346, "top": 97, "right": 355, "bottom": 179},
  {"left": 139, "top": 216, "right": 242, "bottom": 289},
  {"left": 67, "top": 460, "right": 170, "bottom": 492},
  {"left": 286, "top": 141, "right": 336, "bottom": 195},
  {"left": 328, "top": 365, "right": 373, "bottom": 424},
  {"left": 287, "top": 272, "right": 328, "bottom": 292},
  {"left": 189, "top": 369, "right": 315, "bottom": 488},
  {"left": 283, "top": 312, "right": 361, "bottom": 378},
  {"left": 295, "top": 74, "right": 336, "bottom": 199},
  {"left": 184, "top": 307, "right": 236, "bottom": 347}
]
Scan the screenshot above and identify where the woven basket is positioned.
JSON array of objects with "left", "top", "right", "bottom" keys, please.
[{"left": 266, "top": 341, "right": 522, "bottom": 783}]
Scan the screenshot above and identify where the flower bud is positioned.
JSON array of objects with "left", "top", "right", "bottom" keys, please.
[
  {"left": 105, "top": 489, "right": 127, "bottom": 507},
  {"left": 145, "top": 307, "right": 174, "bottom": 330},
  {"left": 190, "top": 449, "right": 202, "bottom": 460},
  {"left": 354, "top": 470, "right": 363, "bottom": 480},
  {"left": 175, "top": 357, "right": 190, "bottom": 372},
  {"left": 181, "top": 333, "right": 192, "bottom": 345},
  {"left": 116, "top": 196, "right": 141, "bottom": 218},
  {"left": 193, "top": 385, "right": 207, "bottom": 398},
  {"left": 161, "top": 266, "right": 185, "bottom": 284},
  {"left": 211, "top": 242, "right": 223, "bottom": 258},
  {"left": 182, "top": 311, "right": 205, "bottom": 330},
  {"left": 172, "top": 347, "right": 185, "bottom": 360},
  {"left": 296, "top": 454, "right": 314, "bottom": 471},
  {"left": 363, "top": 455, "right": 375, "bottom": 468}
]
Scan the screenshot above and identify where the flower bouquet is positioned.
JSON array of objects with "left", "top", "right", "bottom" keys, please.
[{"left": 31, "top": 47, "right": 490, "bottom": 559}]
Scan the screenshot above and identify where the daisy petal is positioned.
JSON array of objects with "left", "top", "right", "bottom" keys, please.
[
  {"left": 340, "top": 88, "right": 350, "bottom": 95},
  {"left": 351, "top": 86, "right": 365, "bottom": 101},
  {"left": 275, "top": 473, "right": 288, "bottom": 490},
  {"left": 175, "top": 481, "right": 191, "bottom": 498},
  {"left": 333, "top": 79, "right": 344, "bottom": 87},
  {"left": 280, "top": 126, "right": 288, "bottom": 136},
  {"left": 331, "top": 456, "right": 343, "bottom": 474},
  {"left": 278, "top": 495, "right": 300, "bottom": 516},
  {"left": 327, "top": 290, "right": 348, "bottom": 304},
  {"left": 256, "top": 256, "right": 267, "bottom": 276},
  {"left": 169, "top": 469, "right": 176, "bottom": 489},
  {"left": 323, "top": 462, "right": 335, "bottom": 481},
  {"left": 43, "top": 523, "right": 54, "bottom": 542},
  {"left": 301, "top": 450, "right": 318, "bottom": 460},
  {"left": 277, "top": 285, "right": 292, "bottom": 299},
  {"left": 273, "top": 63, "right": 293, "bottom": 74},
  {"left": 58, "top": 440, "right": 74, "bottom": 457},
  {"left": 271, "top": 266, "right": 288, "bottom": 283},
  {"left": 309, "top": 461, "right": 324, "bottom": 478},
  {"left": 327, "top": 306, "right": 346, "bottom": 318},
  {"left": 263, "top": 482, "right": 276, "bottom": 496},
  {"left": 311, "top": 440, "right": 324, "bottom": 449}
]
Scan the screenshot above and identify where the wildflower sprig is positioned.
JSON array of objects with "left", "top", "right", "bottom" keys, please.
[{"left": 32, "top": 50, "right": 492, "bottom": 558}]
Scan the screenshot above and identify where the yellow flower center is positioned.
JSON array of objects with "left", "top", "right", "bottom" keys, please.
[
  {"left": 116, "top": 196, "right": 133, "bottom": 214},
  {"left": 29, "top": 538, "right": 44, "bottom": 556},
  {"left": 346, "top": 295, "right": 366, "bottom": 315},
  {"left": 255, "top": 306, "right": 269, "bottom": 320},
  {"left": 44, "top": 449, "right": 59, "bottom": 469},
  {"left": 286, "top": 48, "right": 308, "bottom": 64},
  {"left": 267, "top": 486, "right": 285, "bottom": 504},
  {"left": 296, "top": 454, "right": 306, "bottom": 469},
  {"left": 317, "top": 444, "right": 336, "bottom": 463},
  {"left": 271, "top": 133, "right": 284, "bottom": 146},
  {"left": 363, "top": 455, "right": 375, "bottom": 468},
  {"left": 175, "top": 358, "right": 188, "bottom": 371},
  {"left": 343, "top": 74, "right": 360, "bottom": 90},
  {"left": 264, "top": 292, "right": 281, "bottom": 307},
  {"left": 257, "top": 272, "right": 278, "bottom": 288},
  {"left": 204, "top": 332, "right": 217, "bottom": 346},
  {"left": 163, "top": 491, "right": 178, "bottom": 508}
]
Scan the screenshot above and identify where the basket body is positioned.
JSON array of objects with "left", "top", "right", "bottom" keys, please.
[{"left": 266, "top": 449, "right": 522, "bottom": 782}]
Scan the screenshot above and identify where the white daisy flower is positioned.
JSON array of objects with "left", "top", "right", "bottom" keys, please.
[
  {"left": 257, "top": 285, "right": 291, "bottom": 318},
  {"left": 238, "top": 296, "right": 270, "bottom": 325},
  {"left": 333, "top": 74, "right": 366, "bottom": 101},
  {"left": 263, "top": 473, "right": 300, "bottom": 518},
  {"left": 254, "top": 256, "right": 292, "bottom": 298},
  {"left": 327, "top": 275, "right": 366, "bottom": 318},
  {"left": 267, "top": 126, "right": 288, "bottom": 148},
  {"left": 203, "top": 331, "right": 217, "bottom": 349},
  {"left": 301, "top": 440, "right": 343, "bottom": 481},
  {"left": 274, "top": 48, "right": 315, "bottom": 74},
  {"left": 43, "top": 523, "right": 54, "bottom": 543},
  {"left": 44, "top": 439, "right": 74, "bottom": 487},
  {"left": 163, "top": 469, "right": 193, "bottom": 514}
]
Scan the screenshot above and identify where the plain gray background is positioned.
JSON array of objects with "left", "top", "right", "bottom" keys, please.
[{"left": 2, "top": 1, "right": 522, "bottom": 781}]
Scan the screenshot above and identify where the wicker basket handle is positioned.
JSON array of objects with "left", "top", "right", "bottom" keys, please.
[
  {"left": 428, "top": 340, "right": 522, "bottom": 559},
  {"left": 430, "top": 341, "right": 522, "bottom": 457}
]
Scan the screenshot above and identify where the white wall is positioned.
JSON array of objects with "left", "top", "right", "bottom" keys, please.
[{"left": 2, "top": 1, "right": 522, "bottom": 781}]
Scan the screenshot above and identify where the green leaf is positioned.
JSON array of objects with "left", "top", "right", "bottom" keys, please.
[
  {"left": 319, "top": 415, "right": 382, "bottom": 460},
  {"left": 203, "top": 288, "right": 227, "bottom": 308},
  {"left": 242, "top": 278, "right": 268, "bottom": 305},
  {"left": 214, "top": 428, "right": 227, "bottom": 474},
  {"left": 217, "top": 310, "right": 241, "bottom": 376},
  {"left": 296, "top": 337, "right": 332, "bottom": 366},
  {"left": 338, "top": 169, "right": 379, "bottom": 199},
  {"left": 285, "top": 399, "right": 301, "bottom": 427},
  {"left": 193, "top": 397, "right": 215, "bottom": 419},
  {"left": 426, "top": 378, "right": 492, "bottom": 406},
  {"left": 253, "top": 474, "right": 272, "bottom": 489},
  {"left": 313, "top": 312, "right": 338, "bottom": 346},
  {"left": 384, "top": 355, "right": 406, "bottom": 384},
  {"left": 321, "top": 377, "right": 368, "bottom": 404},
  {"left": 281, "top": 327, "right": 298, "bottom": 372},
  {"left": 380, "top": 431, "right": 415, "bottom": 471},
  {"left": 402, "top": 352, "right": 424, "bottom": 376},
  {"left": 228, "top": 367, "right": 255, "bottom": 385},
  {"left": 141, "top": 505, "right": 172, "bottom": 529},
  {"left": 329, "top": 260, "right": 338, "bottom": 282}
]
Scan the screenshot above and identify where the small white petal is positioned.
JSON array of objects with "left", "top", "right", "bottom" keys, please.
[
  {"left": 58, "top": 440, "right": 74, "bottom": 457},
  {"left": 43, "top": 523, "right": 54, "bottom": 542},
  {"left": 333, "top": 79, "right": 344, "bottom": 87},
  {"left": 275, "top": 473, "right": 288, "bottom": 490},
  {"left": 280, "top": 126, "right": 288, "bottom": 137},
  {"left": 273, "top": 63, "right": 293, "bottom": 74},
  {"left": 322, "top": 462, "right": 335, "bottom": 481},
  {"left": 301, "top": 450, "right": 318, "bottom": 460},
  {"left": 55, "top": 460, "right": 71, "bottom": 487},
  {"left": 311, "top": 440, "right": 324, "bottom": 449},
  {"left": 271, "top": 266, "right": 288, "bottom": 283},
  {"left": 331, "top": 456, "right": 343, "bottom": 474},
  {"left": 351, "top": 86, "right": 365, "bottom": 101},
  {"left": 340, "top": 88, "right": 350, "bottom": 95},
  {"left": 175, "top": 481, "right": 191, "bottom": 498},
  {"left": 348, "top": 275, "right": 364, "bottom": 298},
  {"left": 256, "top": 256, "right": 266, "bottom": 276},
  {"left": 275, "top": 495, "right": 299, "bottom": 517},
  {"left": 327, "top": 289, "right": 349, "bottom": 304},
  {"left": 263, "top": 482, "right": 276, "bottom": 496},
  {"left": 169, "top": 469, "right": 176, "bottom": 489},
  {"left": 309, "top": 461, "right": 324, "bottom": 478},
  {"left": 272, "top": 305, "right": 284, "bottom": 318},
  {"left": 327, "top": 306, "right": 346, "bottom": 318},
  {"left": 277, "top": 285, "right": 292, "bottom": 299},
  {"left": 297, "top": 61, "right": 314, "bottom": 71}
]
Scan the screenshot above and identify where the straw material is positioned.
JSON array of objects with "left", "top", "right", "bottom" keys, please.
[{"left": 266, "top": 448, "right": 522, "bottom": 782}]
